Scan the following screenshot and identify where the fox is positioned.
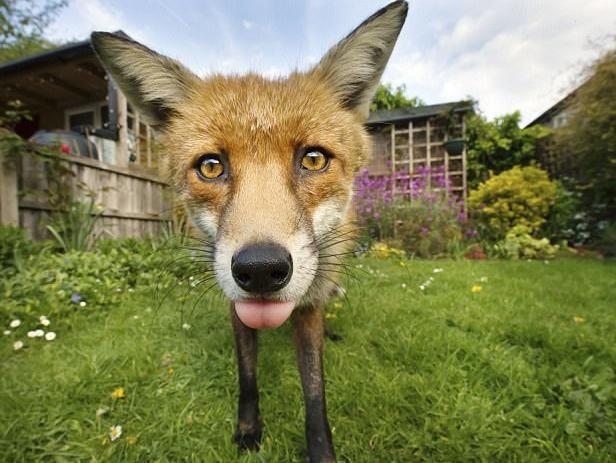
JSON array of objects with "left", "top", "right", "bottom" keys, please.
[{"left": 91, "top": 1, "right": 407, "bottom": 461}]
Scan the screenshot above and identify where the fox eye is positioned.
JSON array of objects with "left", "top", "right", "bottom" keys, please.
[
  {"left": 196, "top": 154, "right": 225, "bottom": 180},
  {"left": 300, "top": 150, "right": 329, "bottom": 171}
]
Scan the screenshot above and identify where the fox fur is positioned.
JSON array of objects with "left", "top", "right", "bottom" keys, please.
[{"left": 91, "top": 1, "right": 407, "bottom": 461}]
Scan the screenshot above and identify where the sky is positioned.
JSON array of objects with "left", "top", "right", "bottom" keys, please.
[{"left": 46, "top": 0, "right": 616, "bottom": 125}]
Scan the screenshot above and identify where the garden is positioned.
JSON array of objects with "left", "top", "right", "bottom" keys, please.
[{"left": 1, "top": 5, "right": 615, "bottom": 460}]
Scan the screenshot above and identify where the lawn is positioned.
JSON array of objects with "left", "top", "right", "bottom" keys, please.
[{"left": 1, "top": 257, "right": 615, "bottom": 462}]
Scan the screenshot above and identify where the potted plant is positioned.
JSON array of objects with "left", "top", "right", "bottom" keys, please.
[{"left": 437, "top": 103, "right": 468, "bottom": 156}]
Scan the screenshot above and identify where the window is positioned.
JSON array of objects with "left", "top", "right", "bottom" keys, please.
[
  {"left": 65, "top": 102, "right": 108, "bottom": 130},
  {"left": 68, "top": 110, "right": 95, "bottom": 129}
]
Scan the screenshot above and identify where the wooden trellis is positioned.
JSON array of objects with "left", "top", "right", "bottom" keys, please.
[{"left": 385, "top": 114, "right": 467, "bottom": 207}]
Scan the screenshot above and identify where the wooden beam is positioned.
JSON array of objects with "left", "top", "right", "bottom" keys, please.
[
  {"left": 3, "top": 84, "right": 55, "bottom": 107},
  {"left": 116, "top": 90, "right": 128, "bottom": 167},
  {"left": 36, "top": 73, "right": 91, "bottom": 99},
  {"left": 0, "top": 155, "right": 19, "bottom": 226},
  {"left": 75, "top": 62, "right": 106, "bottom": 81}
]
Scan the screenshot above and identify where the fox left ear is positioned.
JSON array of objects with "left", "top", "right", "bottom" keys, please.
[
  {"left": 90, "top": 32, "right": 199, "bottom": 129},
  {"left": 312, "top": 0, "right": 408, "bottom": 119}
]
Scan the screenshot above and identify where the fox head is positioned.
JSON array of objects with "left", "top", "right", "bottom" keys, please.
[{"left": 92, "top": 1, "right": 407, "bottom": 329}]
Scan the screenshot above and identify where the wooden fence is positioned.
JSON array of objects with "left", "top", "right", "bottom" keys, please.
[{"left": 1, "top": 151, "right": 171, "bottom": 240}]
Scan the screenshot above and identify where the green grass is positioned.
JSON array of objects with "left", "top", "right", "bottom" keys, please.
[{"left": 1, "top": 257, "right": 615, "bottom": 462}]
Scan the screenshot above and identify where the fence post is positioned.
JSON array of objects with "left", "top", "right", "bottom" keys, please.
[{"left": 0, "top": 155, "right": 19, "bottom": 226}]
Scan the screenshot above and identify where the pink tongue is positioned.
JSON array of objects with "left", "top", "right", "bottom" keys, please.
[{"left": 234, "top": 300, "right": 295, "bottom": 329}]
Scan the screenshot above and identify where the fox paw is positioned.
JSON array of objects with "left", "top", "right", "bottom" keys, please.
[{"left": 234, "top": 427, "right": 262, "bottom": 451}]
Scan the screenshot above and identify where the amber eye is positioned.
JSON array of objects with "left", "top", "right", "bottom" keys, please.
[
  {"left": 196, "top": 155, "right": 225, "bottom": 180},
  {"left": 300, "top": 150, "right": 329, "bottom": 171}
]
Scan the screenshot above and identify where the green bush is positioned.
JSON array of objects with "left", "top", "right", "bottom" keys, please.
[
  {"left": 542, "top": 181, "right": 591, "bottom": 246},
  {"left": 596, "top": 222, "right": 616, "bottom": 258},
  {"left": 0, "top": 238, "right": 204, "bottom": 326},
  {"left": 0, "top": 225, "right": 32, "bottom": 273},
  {"left": 469, "top": 166, "right": 557, "bottom": 240},
  {"left": 494, "top": 225, "right": 558, "bottom": 260}
]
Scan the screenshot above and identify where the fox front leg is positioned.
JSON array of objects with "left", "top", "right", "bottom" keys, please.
[
  {"left": 293, "top": 306, "right": 336, "bottom": 463},
  {"left": 230, "top": 303, "right": 262, "bottom": 451}
]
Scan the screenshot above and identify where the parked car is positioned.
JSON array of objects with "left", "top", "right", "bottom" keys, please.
[{"left": 29, "top": 129, "right": 99, "bottom": 160}]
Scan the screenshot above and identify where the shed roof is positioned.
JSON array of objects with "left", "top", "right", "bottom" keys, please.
[
  {"left": 0, "top": 31, "right": 129, "bottom": 76},
  {"left": 367, "top": 101, "right": 473, "bottom": 125},
  {"left": 0, "top": 32, "right": 129, "bottom": 110}
]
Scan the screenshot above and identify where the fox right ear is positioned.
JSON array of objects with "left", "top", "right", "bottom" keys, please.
[
  {"left": 90, "top": 32, "right": 199, "bottom": 129},
  {"left": 312, "top": 0, "right": 408, "bottom": 119}
]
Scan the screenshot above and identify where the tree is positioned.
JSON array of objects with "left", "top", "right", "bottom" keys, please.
[
  {"left": 0, "top": 0, "right": 66, "bottom": 63},
  {"left": 554, "top": 41, "right": 616, "bottom": 224},
  {"left": 370, "top": 83, "right": 424, "bottom": 112},
  {"left": 465, "top": 110, "right": 551, "bottom": 189}
]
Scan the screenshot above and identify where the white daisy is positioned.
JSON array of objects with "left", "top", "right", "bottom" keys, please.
[
  {"left": 27, "top": 331, "right": 37, "bottom": 338},
  {"left": 432, "top": 268, "right": 444, "bottom": 273},
  {"left": 13, "top": 340, "right": 24, "bottom": 351},
  {"left": 34, "top": 329, "right": 44, "bottom": 337},
  {"left": 40, "top": 318, "right": 50, "bottom": 327},
  {"left": 79, "top": 301, "right": 87, "bottom": 307},
  {"left": 3, "top": 330, "right": 10, "bottom": 336},
  {"left": 9, "top": 319, "right": 21, "bottom": 328},
  {"left": 182, "top": 323, "right": 191, "bottom": 330},
  {"left": 109, "top": 424, "right": 123, "bottom": 442},
  {"left": 44, "top": 332, "right": 56, "bottom": 341}
]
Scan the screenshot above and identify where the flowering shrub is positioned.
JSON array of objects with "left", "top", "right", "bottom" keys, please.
[
  {"left": 468, "top": 166, "right": 557, "bottom": 240},
  {"left": 354, "top": 166, "right": 470, "bottom": 258}
]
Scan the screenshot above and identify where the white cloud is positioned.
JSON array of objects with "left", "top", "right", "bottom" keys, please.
[
  {"left": 47, "top": 0, "right": 151, "bottom": 44},
  {"left": 383, "top": 0, "right": 616, "bottom": 123}
]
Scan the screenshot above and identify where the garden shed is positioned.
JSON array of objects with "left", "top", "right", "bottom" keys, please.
[
  {"left": 365, "top": 101, "right": 472, "bottom": 204},
  {"left": 0, "top": 32, "right": 170, "bottom": 239}
]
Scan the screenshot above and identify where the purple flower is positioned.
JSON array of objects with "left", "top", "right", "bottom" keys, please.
[{"left": 71, "top": 293, "right": 82, "bottom": 304}]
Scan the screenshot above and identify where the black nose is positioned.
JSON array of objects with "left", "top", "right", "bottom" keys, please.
[{"left": 231, "top": 243, "right": 293, "bottom": 293}]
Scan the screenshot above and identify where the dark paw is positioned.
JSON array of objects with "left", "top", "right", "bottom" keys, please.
[{"left": 233, "top": 427, "right": 262, "bottom": 451}]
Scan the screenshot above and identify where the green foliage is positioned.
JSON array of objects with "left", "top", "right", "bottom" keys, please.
[
  {"left": 554, "top": 42, "right": 616, "bottom": 225},
  {"left": 469, "top": 166, "right": 557, "bottom": 241},
  {"left": 542, "top": 180, "right": 591, "bottom": 246},
  {"left": 494, "top": 225, "right": 558, "bottom": 260},
  {"left": 46, "top": 198, "right": 103, "bottom": 252},
  {"left": 465, "top": 111, "right": 551, "bottom": 189},
  {"left": 370, "top": 83, "right": 424, "bottom": 112},
  {"left": 0, "top": 225, "right": 31, "bottom": 272},
  {"left": 596, "top": 222, "right": 616, "bottom": 258},
  {"left": 0, "top": 0, "right": 66, "bottom": 63},
  {"left": 0, "top": 238, "right": 199, "bottom": 325}
]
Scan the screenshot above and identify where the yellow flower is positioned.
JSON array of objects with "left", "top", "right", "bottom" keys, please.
[
  {"left": 333, "top": 302, "right": 343, "bottom": 310},
  {"left": 126, "top": 435, "right": 138, "bottom": 445},
  {"left": 325, "top": 313, "right": 337, "bottom": 320},
  {"left": 167, "top": 367, "right": 174, "bottom": 376},
  {"left": 573, "top": 315, "right": 585, "bottom": 324},
  {"left": 471, "top": 285, "right": 482, "bottom": 293},
  {"left": 111, "top": 387, "right": 126, "bottom": 400}
]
